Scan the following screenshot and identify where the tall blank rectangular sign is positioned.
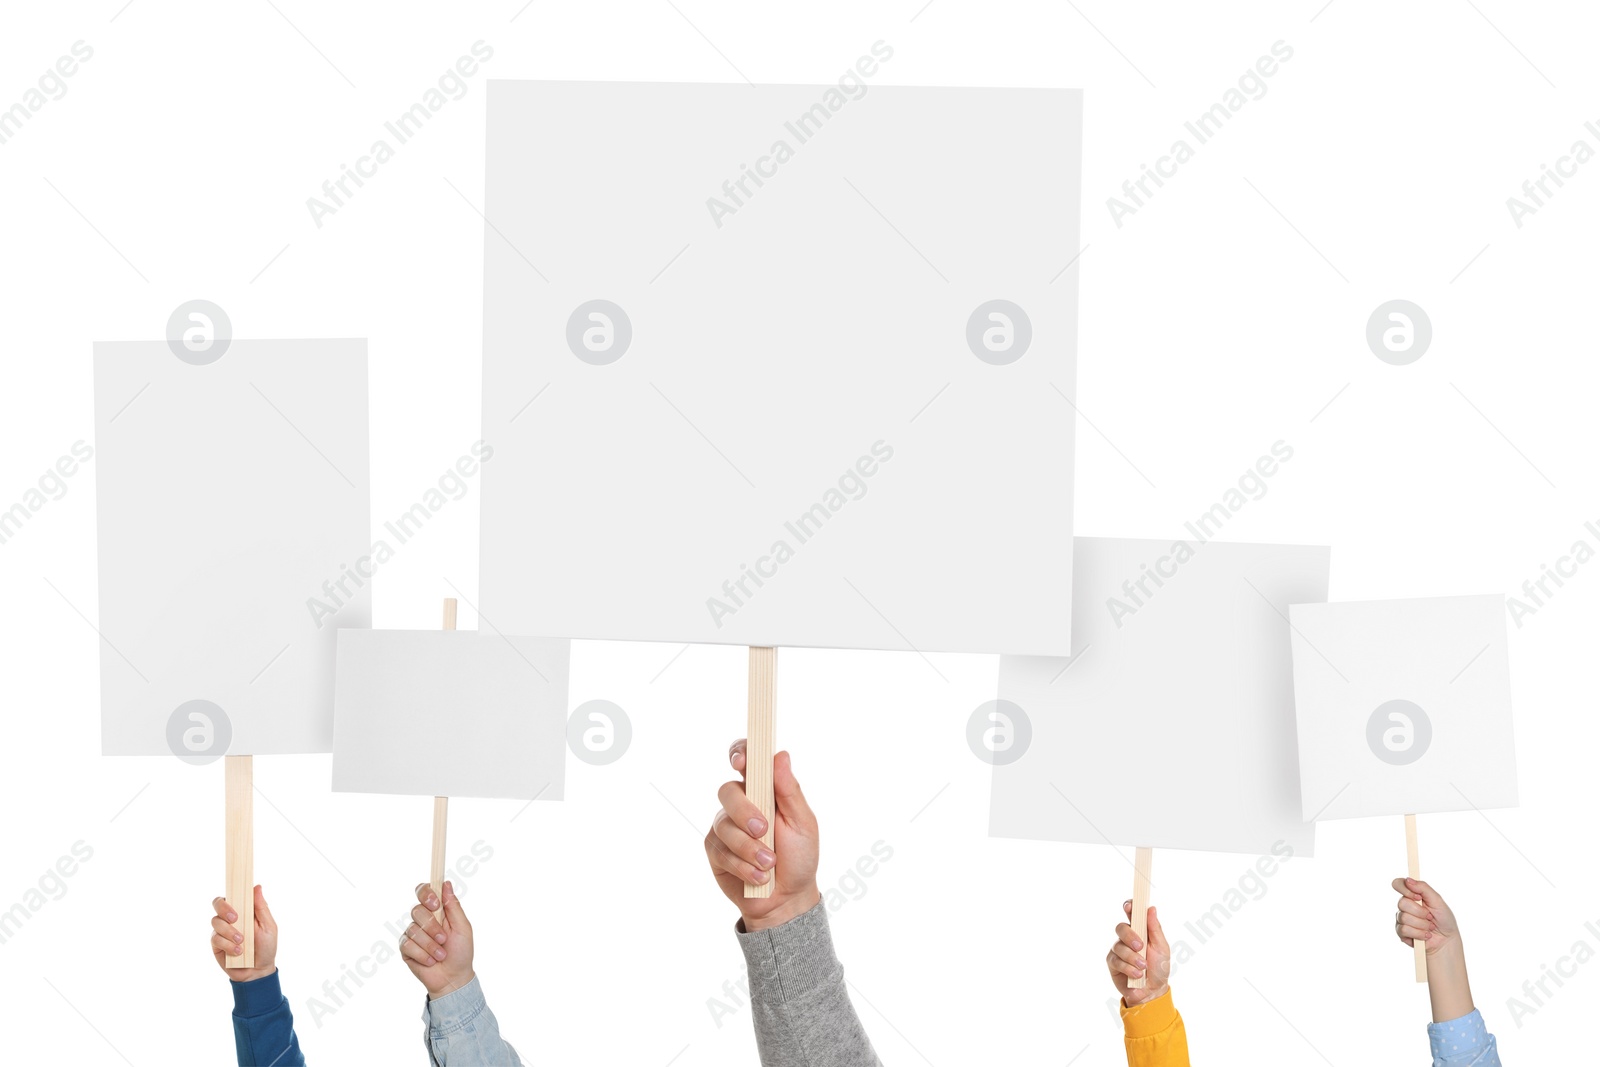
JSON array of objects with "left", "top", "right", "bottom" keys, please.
[
  {"left": 480, "top": 79, "right": 1081, "bottom": 655},
  {"left": 94, "top": 339, "right": 370, "bottom": 756},
  {"left": 989, "top": 537, "right": 1328, "bottom": 856},
  {"left": 332, "top": 630, "right": 568, "bottom": 801},
  {"left": 1289, "top": 596, "right": 1517, "bottom": 821}
]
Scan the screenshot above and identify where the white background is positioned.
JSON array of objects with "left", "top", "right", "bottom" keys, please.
[{"left": 1, "top": 1, "right": 1594, "bottom": 1064}]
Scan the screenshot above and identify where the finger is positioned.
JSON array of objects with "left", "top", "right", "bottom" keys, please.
[
  {"left": 1114, "top": 923, "right": 1144, "bottom": 952},
  {"left": 716, "top": 780, "right": 767, "bottom": 840},
  {"left": 1122, "top": 899, "right": 1133, "bottom": 921},
  {"left": 212, "top": 932, "right": 244, "bottom": 956},
  {"left": 1397, "top": 897, "right": 1432, "bottom": 921},
  {"left": 1405, "top": 878, "right": 1447, "bottom": 911},
  {"left": 1391, "top": 876, "right": 1423, "bottom": 901},
  {"left": 212, "top": 915, "right": 244, "bottom": 943},
  {"left": 772, "top": 751, "right": 815, "bottom": 830},
  {"left": 253, "top": 885, "right": 275, "bottom": 934},
  {"left": 1399, "top": 923, "right": 1432, "bottom": 944},
  {"left": 415, "top": 882, "right": 441, "bottom": 914},
  {"left": 1146, "top": 907, "right": 1169, "bottom": 953},
  {"left": 441, "top": 881, "right": 470, "bottom": 934},
  {"left": 405, "top": 921, "right": 447, "bottom": 961},
  {"left": 712, "top": 809, "right": 776, "bottom": 870},
  {"left": 411, "top": 905, "right": 447, "bottom": 944},
  {"left": 729, "top": 738, "right": 748, "bottom": 776},
  {"left": 706, "top": 835, "right": 769, "bottom": 886},
  {"left": 1108, "top": 955, "right": 1145, "bottom": 980},
  {"left": 400, "top": 936, "right": 438, "bottom": 968},
  {"left": 1110, "top": 941, "right": 1146, "bottom": 969},
  {"left": 213, "top": 896, "right": 239, "bottom": 924}
]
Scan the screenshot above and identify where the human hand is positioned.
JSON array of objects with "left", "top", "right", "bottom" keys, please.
[
  {"left": 211, "top": 885, "right": 279, "bottom": 983},
  {"left": 1392, "top": 877, "right": 1462, "bottom": 959},
  {"left": 1393, "top": 877, "right": 1475, "bottom": 1022},
  {"left": 402, "top": 880, "right": 476, "bottom": 999},
  {"left": 1107, "top": 901, "right": 1171, "bottom": 1007},
  {"left": 704, "top": 739, "right": 821, "bottom": 932}
]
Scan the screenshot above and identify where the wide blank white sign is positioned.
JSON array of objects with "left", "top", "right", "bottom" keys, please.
[
  {"left": 479, "top": 80, "right": 1081, "bottom": 655},
  {"left": 332, "top": 630, "right": 568, "bottom": 800},
  {"left": 989, "top": 537, "right": 1328, "bottom": 856},
  {"left": 1289, "top": 596, "right": 1517, "bottom": 821},
  {"left": 94, "top": 340, "right": 370, "bottom": 756}
]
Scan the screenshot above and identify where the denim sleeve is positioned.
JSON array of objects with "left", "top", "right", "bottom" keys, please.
[
  {"left": 735, "top": 902, "right": 882, "bottom": 1066},
  {"left": 423, "top": 976, "right": 523, "bottom": 1066},
  {"left": 231, "top": 970, "right": 306, "bottom": 1067},
  {"left": 1428, "top": 1008, "right": 1501, "bottom": 1066}
]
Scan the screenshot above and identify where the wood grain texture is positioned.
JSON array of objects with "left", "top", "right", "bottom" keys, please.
[
  {"left": 224, "top": 755, "right": 254, "bottom": 969},
  {"left": 1127, "top": 846, "right": 1154, "bottom": 990},
  {"left": 1407, "top": 814, "right": 1427, "bottom": 983},
  {"left": 744, "top": 647, "right": 776, "bottom": 900}
]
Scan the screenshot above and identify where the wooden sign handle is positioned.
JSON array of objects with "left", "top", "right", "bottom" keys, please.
[
  {"left": 1406, "top": 813, "right": 1426, "bottom": 983},
  {"left": 431, "top": 598, "right": 458, "bottom": 924},
  {"left": 744, "top": 647, "right": 777, "bottom": 900},
  {"left": 1127, "top": 846, "right": 1154, "bottom": 989},
  {"left": 224, "top": 754, "right": 254, "bottom": 969}
]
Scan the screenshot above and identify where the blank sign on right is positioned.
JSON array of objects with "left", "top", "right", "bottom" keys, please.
[{"left": 1289, "top": 595, "right": 1517, "bottom": 822}]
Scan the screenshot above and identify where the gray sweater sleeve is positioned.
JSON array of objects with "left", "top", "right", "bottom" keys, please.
[{"left": 736, "top": 902, "right": 882, "bottom": 1066}]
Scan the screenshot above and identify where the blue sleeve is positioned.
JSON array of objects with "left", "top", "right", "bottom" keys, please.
[
  {"left": 1428, "top": 1008, "right": 1500, "bottom": 1066},
  {"left": 231, "top": 970, "right": 306, "bottom": 1066},
  {"left": 423, "top": 976, "right": 522, "bottom": 1066}
]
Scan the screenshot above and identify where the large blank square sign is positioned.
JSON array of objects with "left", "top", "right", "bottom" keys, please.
[
  {"left": 989, "top": 537, "right": 1329, "bottom": 856},
  {"left": 94, "top": 339, "right": 370, "bottom": 757},
  {"left": 333, "top": 630, "right": 568, "bottom": 800},
  {"left": 1289, "top": 596, "right": 1517, "bottom": 821},
  {"left": 480, "top": 80, "right": 1081, "bottom": 656}
]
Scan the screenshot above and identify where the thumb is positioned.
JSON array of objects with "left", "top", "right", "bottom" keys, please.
[
  {"left": 772, "top": 751, "right": 814, "bottom": 830},
  {"left": 1406, "top": 878, "right": 1446, "bottom": 911},
  {"left": 253, "top": 885, "right": 276, "bottom": 933},
  {"left": 1146, "top": 906, "right": 1169, "bottom": 953},
  {"left": 441, "top": 880, "right": 470, "bottom": 933}
]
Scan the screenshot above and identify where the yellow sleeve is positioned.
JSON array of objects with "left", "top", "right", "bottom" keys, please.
[{"left": 1120, "top": 989, "right": 1190, "bottom": 1067}]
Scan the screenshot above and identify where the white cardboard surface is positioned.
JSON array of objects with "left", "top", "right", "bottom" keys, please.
[
  {"left": 332, "top": 629, "right": 568, "bottom": 800},
  {"left": 989, "top": 536, "right": 1328, "bottom": 856},
  {"left": 480, "top": 81, "right": 1081, "bottom": 655},
  {"left": 93, "top": 339, "right": 370, "bottom": 756},
  {"left": 1289, "top": 595, "right": 1517, "bottom": 821}
]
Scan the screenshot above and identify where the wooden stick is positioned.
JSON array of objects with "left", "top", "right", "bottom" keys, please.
[
  {"left": 744, "top": 647, "right": 777, "bottom": 900},
  {"left": 224, "top": 755, "right": 254, "bottom": 969},
  {"left": 432, "top": 598, "right": 457, "bottom": 925},
  {"left": 1127, "top": 846, "right": 1155, "bottom": 989},
  {"left": 1406, "top": 813, "right": 1426, "bottom": 983}
]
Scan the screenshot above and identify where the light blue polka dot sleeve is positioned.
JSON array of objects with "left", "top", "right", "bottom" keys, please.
[{"left": 1427, "top": 1008, "right": 1501, "bottom": 1066}]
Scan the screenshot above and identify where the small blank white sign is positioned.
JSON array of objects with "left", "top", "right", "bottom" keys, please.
[
  {"left": 332, "top": 630, "right": 568, "bottom": 800},
  {"left": 989, "top": 537, "right": 1328, "bottom": 856},
  {"left": 480, "top": 81, "right": 1081, "bottom": 655},
  {"left": 1289, "top": 596, "right": 1517, "bottom": 821},
  {"left": 94, "top": 340, "right": 370, "bottom": 756}
]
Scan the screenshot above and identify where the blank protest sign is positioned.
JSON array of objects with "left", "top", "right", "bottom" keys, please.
[
  {"left": 93, "top": 340, "right": 370, "bottom": 756},
  {"left": 1289, "top": 596, "right": 1517, "bottom": 822},
  {"left": 479, "top": 80, "right": 1081, "bottom": 655},
  {"left": 332, "top": 630, "right": 568, "bottom": 800},
  {"left": 988, "top": 537, "right": 1328, "bottom": 856}
]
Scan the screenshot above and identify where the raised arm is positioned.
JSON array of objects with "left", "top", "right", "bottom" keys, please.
[
  {"left": 705, "top": 740, "right": 881, "bottom": 1066},
  {"left": 211, "top": 886, "right": 305, "bottom": 1067},
  {"left": 402, "top": 880, "right": 523, "bottom": 1066}
]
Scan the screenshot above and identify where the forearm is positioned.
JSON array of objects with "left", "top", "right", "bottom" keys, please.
[
  {"left": 1426, "top": 942, "right": 1474, "bottom": 1024},
  {"left": 737, "top": 901, "right": 881, "bottom": 1067},
  {"left": 424, "top": 976, "right": 523, "bottom": 1066},
  {"left": 231, "top": 970, "right": 306, "bottom": 1067}
]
